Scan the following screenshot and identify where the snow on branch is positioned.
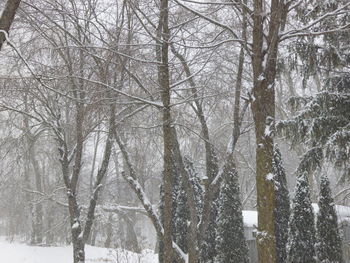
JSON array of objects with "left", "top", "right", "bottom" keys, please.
[
  {"left": 173, "top": 0, "right": 246, "bottom": 46},
  {"left": 112, "top": 130, "right": 163, "bottom": 234},
  {"left": 113, "top": 130, "right": 187, "bottom": 263},
  {"left": 102, "top": 204, "right": 149, "bottom": 216},
  {"left": 22, "top": 188, "right": 68, "bottom": 208},
  {"left": 72, "top": 76, "right": 163, "bottom": 108},
  {"left": 281, "top": 2, "right": 350, "bottom": 41},
  {"left": 0, "top": 31, "right": 81, "bottom": 102},
  {"left": 120, "top": 171, "right": 164, "bottom": 234},
  {"left": 281, "top": 23, "right": 350, "bottom": 41}
]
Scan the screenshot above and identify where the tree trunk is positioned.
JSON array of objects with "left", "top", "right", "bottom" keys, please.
[
  {"left": 23, "top": 93, "right": 44, "bottom": 245},
  {"left": 72, "top": 236, "right": 85, "bottom": 263},
  {"left": 90, "top": 224, "right": 98, "bottom": 246},
  {"left": 46, "top": 205, "right": 55, "bottom": 244},
  {"left": 0, "top": 0, "right": 21, "bottom": 49},
  {"left": 69, "top": 102, "right": 85, "bottom": 263},
  {"left": 104, "top": 214, "right": 113, "bottom": 248},
  {"left": 251, "top": 83, "right": 277, "bottom": 263},
  {"left": 124, "top": 215, "right": 141, "bottom": 253},
  {"left": 251, "top": 1, "right": 288, "bottom": 262},
  {"left": 157, "top": 0, "right": 175, "bottom": 261},
  {"left": 23, "top": 155, "right": 35, "bottom": 244},
  {"left": 30, "top": 148, "right": 43, "bottom": 244},
  {"left": 66, "top": 187, "right": 85, "bottom": 263}
]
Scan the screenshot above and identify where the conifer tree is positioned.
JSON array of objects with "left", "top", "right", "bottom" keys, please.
[
  {"left": 201, "top": 197, "right": 219, "bottom": 263},
  {"left": 183, "top": 156, "right": 203, "bottom": 215},
  {"left": 287, "top": 172, "right": 316, "bottom": 263},
  {"left": 316, "top": 176, "right": 343, "bottom": 263},
  {"left": 292, "top": 0, "right": 350, "bottom": 81},
  {"left": 158, "top": 174, "right": 182, "bottom": 262},
  {"left": 215, "top": 158, "right": 249, "bottom": 263},
  {"left": 158, "top": 158, "right": 204, "bottom": 262},
  {"left": 174, "top": 156, "right": 204, "bottom": 253},
  {"left": 158, "top": 184, "right": 165, "bottom": 263},
  {"left": 278, "top": 77, "right": 350, "bottom": 179},
  {"left": 200, "top": 148, "right": 219, "bottom": 263},
  {"left": 273, "top": 146, "right": 290, "bottom": 263},
  {"left": 278, "top": 0, "right": 350, "bottom": 180},
  {"left": 173, "top": 171, "right": 189, "bottom": 253}
]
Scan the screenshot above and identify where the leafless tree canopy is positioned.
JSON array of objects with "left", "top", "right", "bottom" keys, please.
[{"left": 0, "top": 1, "right": 349, "bottom": 263}]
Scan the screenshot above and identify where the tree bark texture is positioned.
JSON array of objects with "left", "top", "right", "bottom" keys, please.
[
  {"left": 251, "top": 1, "right": 288, "bottom": 262},
  {"left": 157, "top": 0, "right": 176, "bottom": 262},
  {"left": 23, "top": 94, "right": 44, "bottom": 245},
  {"left": 57, "top": 99, "right": 115, "bottom": 263},
  {"left": 0, "top": 0, "right": 21, "bottom": 50}
]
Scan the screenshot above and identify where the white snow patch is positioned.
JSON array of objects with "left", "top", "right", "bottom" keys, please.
[
  {"left": 173, "top": 241, "right": 188, "bottom": 263},
  {"left": 266, "top": 173, "right": 274, "bottom": 181},
  {"left": 264, "top": 123, "right": 273, "bottom": 137},
  {"left": 258, "top": 143, "right": 264, "bottom": 149},
  {"left": 72, "top": 222, "right": 80, "bottom": 230},
  {"left": 241, "top": 204, "right": 350, "bottom": 230},
  {"left": 312, "top": 204, "right": 350, "bottom": 223},
  {"left": 257, "top": 74, "right": 265, "bottom": 81},
  {"left": 0, "top": 238, "right": 158, "bottom": 263},
  {"left": 242, "top": 210, "right": 258, "bottom": 228}
]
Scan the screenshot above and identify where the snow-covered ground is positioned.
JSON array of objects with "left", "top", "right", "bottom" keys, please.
[{"left": 0, "top": 239, "right": 158, "bottom": 263}]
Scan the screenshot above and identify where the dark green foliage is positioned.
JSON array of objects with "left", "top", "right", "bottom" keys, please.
[
  {"left": 200, "top": 148, "right": 220, "bottom": 263},
  {"left": 174, "top": 156, "right": 204, "bottom": 252},
  {"left": 183, "top": 156, "right": 203, "bottom": 216},
  {"left": 287, "top": 172, "right": 316, "bottom": 263},
  {"left": 158, "top": 157, "right": 204, "bottom": 262},
  {"left": 158, "top": 184, "right": 165, "bottom": 263},
  {"left": 290, "top": 0, "right": 350, "bottom": 77},
  {"left": 273, "top": 146, "right": 290, "bottom": 263},
  {"left": 173, "top": 177, "right": 188, "bottom": 253},
  {"left": 316, "top": 176, "right": 343, "bottom": 263},
  {"left": 215, "top": 158, "right": 249, "bottom": 263},
  {"left": 201, "top": 198, "right": 219, "bottom": 263},
  {"left": 277, "top": 74, "right": 350, "bottom": 178},
  {"left": 159, "top": 176, "right": 184, "bottom": 262},
  {"left": 280, "top": 0, "right": 350, "bottom": 178}
]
